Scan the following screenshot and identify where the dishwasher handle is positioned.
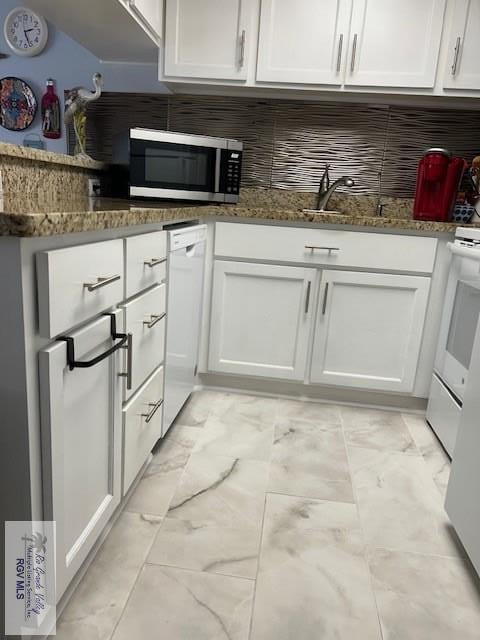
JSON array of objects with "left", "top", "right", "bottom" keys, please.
[{"left": 58, "top": 313, "right": 128, "bottom": 371}]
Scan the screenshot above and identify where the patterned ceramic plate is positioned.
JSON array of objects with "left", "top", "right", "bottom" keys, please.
[{"left": 0, "top": 76, "right": 37, "bottom": 131}]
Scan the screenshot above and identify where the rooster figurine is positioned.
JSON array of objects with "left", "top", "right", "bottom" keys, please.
[{"left": 64, "top": 72, "right": 103, "bottom": 157}]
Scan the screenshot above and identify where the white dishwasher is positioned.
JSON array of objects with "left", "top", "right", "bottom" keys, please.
[{"left": 163, "top": 225, "right": 207, "bottom": 435}]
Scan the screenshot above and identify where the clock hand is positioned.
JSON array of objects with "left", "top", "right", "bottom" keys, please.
[{"left": 23, "top": 29, "right": 31, "bottom": 45}]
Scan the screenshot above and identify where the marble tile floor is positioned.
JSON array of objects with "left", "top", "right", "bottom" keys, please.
[{"left": 52, "top": 391, "right": 480, "bottom": 640}]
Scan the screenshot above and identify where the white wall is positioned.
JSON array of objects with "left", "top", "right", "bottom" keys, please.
[{"left": 0, "top": 0, "right": 167, "bottom": 153}]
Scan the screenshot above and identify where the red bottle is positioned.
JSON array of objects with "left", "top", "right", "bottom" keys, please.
[{"left": 41, "top": 79, "right": 61, "bottom": 139}]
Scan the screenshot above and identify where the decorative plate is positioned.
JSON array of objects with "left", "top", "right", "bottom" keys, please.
[{"left": 0, "top": 76, "right": 37, "bottom": 131}]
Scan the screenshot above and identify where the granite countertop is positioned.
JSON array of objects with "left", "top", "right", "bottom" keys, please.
[
  {"left": 0, "top": 141, "right": 106, "bottom": 171},
  {"left": 0, "top": 193, "right": 477, "bottom": 237}
]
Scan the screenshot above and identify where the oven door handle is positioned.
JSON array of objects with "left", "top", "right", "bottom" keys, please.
[
  {"left": 214, "top": 148, "right": 221, "bottom": 193},
  {"left": 448, "top": 242, "right": 480, "bottom": 262}
]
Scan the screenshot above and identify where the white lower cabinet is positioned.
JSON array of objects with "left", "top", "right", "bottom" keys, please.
[
  {"left": 123, "top": 365, "right": 164, "bottom": 494},
  {"left": 39, "top": 311, "right": 123, "bottom": 601},
  {"left": 209, "top": 261, "right": 317, "bottom": 380},
  {"left": 310, "top": 270, "right": 431, "bottom": 392}
]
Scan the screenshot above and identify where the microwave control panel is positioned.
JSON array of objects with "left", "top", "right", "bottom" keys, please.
[{"left": 221, "top": 150, "right": 243, "bottom": 195}]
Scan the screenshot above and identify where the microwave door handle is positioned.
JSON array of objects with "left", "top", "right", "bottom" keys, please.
[{"left": 214, "top": 148, "right": 221, "bottom": 193}]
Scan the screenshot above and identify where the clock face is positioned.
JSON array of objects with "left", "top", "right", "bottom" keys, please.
[{"left": 4, "top": 7, "right": 48, "bottom": 57}]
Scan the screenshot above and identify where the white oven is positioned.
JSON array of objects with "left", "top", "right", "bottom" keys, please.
[{"left": 427, "top": 227, "right": 480, "bottom": 457}]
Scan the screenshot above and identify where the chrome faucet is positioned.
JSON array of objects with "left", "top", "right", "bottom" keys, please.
[{"left": 316, "top": 175, "right": 355, "bottom": 212}]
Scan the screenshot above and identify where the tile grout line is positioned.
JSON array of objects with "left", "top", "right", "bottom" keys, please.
[
  {"left": 107, "top": 516, "right": 165, "bottom": 640},
  {"left": 339, "top": 407, "right": 386, "bottom": 640},
  {"left": 246, "top": 397, "right": 281, "bottom": 640}
]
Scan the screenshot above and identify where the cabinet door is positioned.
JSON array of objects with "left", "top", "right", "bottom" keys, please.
[
  {"left": 443, "top": 0, "right": 480, "bottom": 90},
  {"left": 345, "top": 0, "right": 446, "bottom": 88},
  {"left": 39, "top": 312, "right": 122, "bottom": 601},
  {"left": 164, "top": 0, "right": 253, "bottom": 79},
  {"left": 209, "top": 261, "right": 317, "bottom": 380},
  {"left": 256, "top": 0, "right": 352, "bottom": 84},
  {"left": 129, "top": 0, "right": 163, "bottom": 39},
  {"left": 310, "top": 271, "right": 431, "bottom": 392}
]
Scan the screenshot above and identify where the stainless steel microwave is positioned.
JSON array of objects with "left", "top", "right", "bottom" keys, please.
[{"left": 111, "top": 128, "right": 243, "bottom": 203}]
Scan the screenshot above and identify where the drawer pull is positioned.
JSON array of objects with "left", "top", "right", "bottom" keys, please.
[
  {"left": 322, "top": 283, "right": 329, "bottom": 315},
  {"left": 141, "top": 399, "right": 163, "bottom": 423},
  {"left": 84, "top": 274, "right": 121, "bottom": 292},
  {"left": 143, "top": 312, "right": 166, "bottom": 329},
  {"left": 305, "top": 245, "right": 340, "bottom": 254},
  {"left": 58, "top": 313, "right": 127, "bottom": 371},
  {"left": 144, "top": 257, "right": 166, "bottom": 268},
  {"left": 118, "top": 332, "right": 133, "bottom": 390}
]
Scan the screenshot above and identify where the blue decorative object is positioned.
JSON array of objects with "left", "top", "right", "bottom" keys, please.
[
  {"left": 453, "top": 203, "right": 475, "bottom": 225},
  {"left": 0, "top": 76, "right": 37, "bottom": 131},
  {"left": 23, "top": 133, "right": 44, "bottom": 150}
]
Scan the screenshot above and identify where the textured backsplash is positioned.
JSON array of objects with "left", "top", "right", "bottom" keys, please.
[{"left": 80, "top": 93, "right": 480, "bottom": 198}]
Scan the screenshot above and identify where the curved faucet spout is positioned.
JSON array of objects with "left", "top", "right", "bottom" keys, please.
[{"left": 317, "top": 176, "right": 355, "bottom": 212}]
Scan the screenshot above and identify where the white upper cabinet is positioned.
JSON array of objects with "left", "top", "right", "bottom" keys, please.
[
  {"left": 310, "top": 270, "right": 431, "bottom": 392},
  {"left": 256, "top": 0, "right": 352, "bottom": 85},
  {"left": 443, "top": 0, "right": 480, "bottom": 91},
  {"left": 128, "top": 0, "right": 163, "bottom": 40},
  {"left": 345, "top": 0, "right": 446, "bottom": 88},
  {"left": 164, "top": 0, "right": 254, "bottom": 80}
]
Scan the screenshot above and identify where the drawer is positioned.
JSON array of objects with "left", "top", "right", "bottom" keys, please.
[
  {"left": 122, "top": 283, "right": 166, "bottom": 398},
  {"left": 123, "top": 365, "right": 164, "bottom": 494},
  {"left": 215, "top": 222, "right": 438, "bottom": 273},
  {"left": 37, "top": 239, "right": 124, "bottom": 338},
  {"left": 426, "top": 374, "right": 460, "bottom": 458},
  {"left": 125, "top": 231, "right": 167, "bottom": 298}
]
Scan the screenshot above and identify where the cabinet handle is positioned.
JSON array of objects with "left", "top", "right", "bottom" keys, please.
[
  {"left": 118, "top": 332, "right": 133, "bottom": 390},
  {"left": 305, "top": 245, "right": 340, "bottom": 254},
  {"left": 144, "top": 257, "right": 166, "bottom": 268},
  {"left": 83, "top": 274, "right": 121, "bottom": 292},
  {"left": 451, "top": 36, "right": 461, "bottom": 76},
  {"left": 143, "top": 312, "right": 166, "bottom": 329},
  {"left": 336, "top": 34, "right": 343, "bottom": 73},
  {"left": 350, "top": 33, "right": 358, "bottom": 73},
  {"left": 304, "top": 280, "right": 312, "bottom": 314},
  {"left": 239, "top": 29, "right": 246, "bottom": 67},
  {"left": 322, "top": 283, "right": 329, "bottom": 315},
  {"left": 141, "top": 399, "right": 163, "bottom": 423},
  {"left": 58, "top": 313, "right": 128, "bottom": 371}
]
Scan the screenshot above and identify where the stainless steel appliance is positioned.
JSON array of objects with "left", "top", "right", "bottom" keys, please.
[
  {"left": 426, "top": 227, "right": 480, "bottom": 456},
  {"left": 163, "top": 225, "right": 207, "bottom": 435},
  {"left": 112, "top": 128, "right": 243, "bottom": 203}
]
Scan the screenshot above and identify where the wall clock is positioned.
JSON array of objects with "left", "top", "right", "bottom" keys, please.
[{"left": 3, "top": 7, "right": 48, "bottom": 57}]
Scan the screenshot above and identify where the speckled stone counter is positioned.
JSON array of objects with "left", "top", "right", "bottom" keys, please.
[
  {"left": 0, "top": 141, "right": 106, "bottom": 171},
  {"left": 0, "top": 142, "right": 105, "bottom": 200},
  {"left": 0, "top": 193, "right": 474, "bottom": 237}
]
